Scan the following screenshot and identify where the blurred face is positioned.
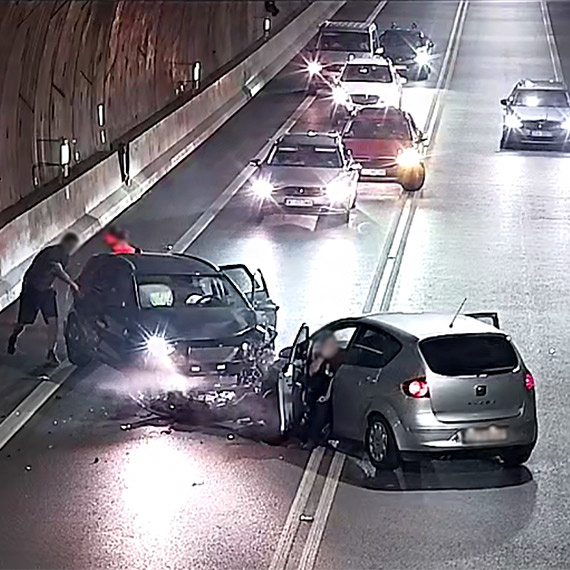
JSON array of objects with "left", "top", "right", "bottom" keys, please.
[
  {"left": 320, "top": 337, "right": 339, "bottom": 360},
  {"left": 62, "top": 237, "right": 79, "bottom": 255}
]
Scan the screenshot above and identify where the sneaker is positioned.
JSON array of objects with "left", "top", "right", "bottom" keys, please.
[
  {"left": 46, "top": 350, "right": 60, "bottom": 366},
  {"left": 7, "top": 335, "right": 17, "bottom": 355}
]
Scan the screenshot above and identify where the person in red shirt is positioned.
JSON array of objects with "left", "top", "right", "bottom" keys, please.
[{"left": 103, "top": 226, "right": 141, "bottom": 254}]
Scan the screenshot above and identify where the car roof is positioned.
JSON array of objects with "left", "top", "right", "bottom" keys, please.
[
  {"left": 351, "top": 107, "right": 407, "bottom": 122},
  {"left": 363, "top": 312, "right": 502, "bottom": 340},
  {"left": 515, "top": 79, "right": 567, "bottom": 91},
  {"left": 320, "top": 21, "right": 374, "bottom": 32},
  {"left": 92, "top": 252, "right": 219, "bottom": 275},
  {"left": 344, "top": 55, "right": 390, "bottom": 66},
  {"left": 279, "top": 132, "right": 340, "bottom": 147}
]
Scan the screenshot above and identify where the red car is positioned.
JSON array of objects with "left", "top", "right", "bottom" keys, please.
[{"left": 342, "top": 107, "right": 427, "bottom": 191}]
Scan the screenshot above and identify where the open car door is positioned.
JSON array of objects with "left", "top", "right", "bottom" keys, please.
[
  {"left": 220, "top": 264, "right": 278, "bottom": 329},
  {"left": 466, "top": 312, "right": 500, "bottom": 329},
  {"left": 278, "top": 324, "right": 309, "bottom": 435}
]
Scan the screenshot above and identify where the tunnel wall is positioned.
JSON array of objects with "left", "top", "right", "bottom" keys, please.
[
  {"left": 0, "top": 0, "right": 344, "bottom": 312},
  {"left": 0, "top": 0, "right": 305, "bottom": 216}
]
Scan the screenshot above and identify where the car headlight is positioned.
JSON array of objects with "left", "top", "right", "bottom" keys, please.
[
  {"left": 307, "top": 60, "right": 322, "bottom": 76},
  {"left": 146, "top": 335, "right": 175, "bottom": 358},
  {"left": 396, "top": 148, "right": 421, "bottom": 167},
  {"left": 563, "top": 118, "right": 570, "bottom": 130},
  {"left": 414, "top": 49, "right": 430, "bottom": 66},
  {"left": 505, "top": 114, "right": 523, "bottom": 129},
  {"left": 332, "top": 86, "right": 349, "bottom": 106},
  {"left": 252, "top": 178, "right": 274, "bottom": 198},
  {"left": 326, "top": 179, "right": 350, "bottom": 202}
]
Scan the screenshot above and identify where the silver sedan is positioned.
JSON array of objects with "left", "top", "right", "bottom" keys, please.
[
  {"left": 249, "top": 132, "right": 360, "bottom": 223},
  {"left": 278, "top": 312, "right": 537, "bottom": 469}
]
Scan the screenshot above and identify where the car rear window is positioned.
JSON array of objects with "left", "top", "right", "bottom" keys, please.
[
  {"left": 341, "top": 64, "right": 392, "bottom": 83},
  {"left": 419, "top": 334, "right": 518, "bottom": 376}
]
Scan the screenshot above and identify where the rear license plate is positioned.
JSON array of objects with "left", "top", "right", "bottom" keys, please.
[
  {"left": 362, "top": 168, "right": 387, "bottom": 176},
  {"left": 531, "top": 130, "right": 553, "bottom": 137},
  {"left": 463, "top": 426, "right": 508, "bottom": 443},
  {"left": 285, "top": 198, "right": 313, "bottom": 207}
]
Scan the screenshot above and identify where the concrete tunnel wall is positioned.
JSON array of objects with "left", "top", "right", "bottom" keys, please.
[{"left": 0, "top": 0, "right": 305, "bottom": 217}]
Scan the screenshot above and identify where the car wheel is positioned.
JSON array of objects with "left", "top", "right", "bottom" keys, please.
[
  {"left": 400, "top": 164, "right": 426, "bottom": 192},
  {"left": 500, "top": 445, "right": 534, "bottom": 467},
  {"left": 417, "top": 67, "right": 429, "bottom": 81},
  {"left": 65, "top": 315, "right": 92, "bottom": 367},
  {"left": 340, "top": 209, "right": 350, "bottom": 224},
  {"left": 365, "top": 415, "right": 399, "bottom": 470}
]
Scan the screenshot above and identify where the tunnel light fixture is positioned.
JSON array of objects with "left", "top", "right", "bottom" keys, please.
[
  {"left": 263, "top": 17, "right": 271, "bottom": 36},
  {"left": 193, "top": 61, "right": 201, "bottom": 84},
  {"left": 60, "top": 138, "right": 71, "bottom": 166},
  {"left": 100, "top": 129, "right": 106, "bottom": 144},
  {"left": 97, "top": 103, "right": 105, "bottom": 127}
]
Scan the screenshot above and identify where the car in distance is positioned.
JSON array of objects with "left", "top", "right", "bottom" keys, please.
[
  {"left": 306, "top": 20, "right": 381, "bottom": 92},
  {"left": 331, "top": 56, "right": 405, "bottom": 124},
  {"left": 249, "top": 132, "right": 361, "bottom": 223},
  {"left": 342, "top": 107, "right": 427, "bottom": 191},
  {"left": 379, "top": 22, "right": 434, "bottom": 81},
  {"left": 500, "top": 79, "right": 570, "bottom": 149},
  {"left": 278, "top": 312, "right": 537, "bottom": 469},
  {"left": 65, "top": 253, "right": 278, "bottom": 396}
]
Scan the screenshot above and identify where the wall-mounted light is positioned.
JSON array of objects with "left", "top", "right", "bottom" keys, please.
[
  {"left": 97, "top": 103, "right": 105, "bottom": 127},
  {"left": 60, "top": 138, "right": 71, "bottom": 166},
  {"left": 263, "top": 17, "right": 271, "bottom": 37},
  {"left": 100, "top": 130, "right": 106, "bottom": 145},
  {"left": 193, "top": 61, "right": 201, "bottom": 89}
]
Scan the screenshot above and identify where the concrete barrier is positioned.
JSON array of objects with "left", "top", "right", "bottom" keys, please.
[{"left": 0, "top": 1, "right": 344, "bottom": 313}]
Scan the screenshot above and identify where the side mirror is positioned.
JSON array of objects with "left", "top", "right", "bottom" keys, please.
[
  {"left": 500, "top": 98, "right": 508, "bottom": 106},
  {"left": 350, "top": 162, "right": 362, "bottom": 171},
  {"left": 249, "top": 158, "right": 261, "bottom": 167},
  {"left": 419, "top": 133, "right": 428, "bottom": 143},
  {"left": 279, "top": 346, "right": 293, "bottom": 359},
  {"left": 399, "top": 75, "right": 408, "bottom": 84},
  {"left": 374, "top": 47, "right": 384, "bottom": 56}
]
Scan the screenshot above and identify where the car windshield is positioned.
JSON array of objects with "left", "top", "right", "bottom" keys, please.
[
  {"left": 344, "top": 118, "right": 410, "bottom": 139},
  {"left": 138, "top": 274, "right": 249, "bottom": 310},
  {"left": 268, "top": 144, "right": 342, "bottom": 168},
  {"left": 513, "top": 89, "right": 569, "bottom": 107},
  {"left": 318, "top": 31, "right": 370, "bottom": 53},
  {"left": 341, "top": 64, "right": 392, "bottom": 83},
  {"left": 381, "top": 30, "right": 423, "bottom": 49},
  {"left": 420, "top": 334, "right": 518, "bottom": 376}
]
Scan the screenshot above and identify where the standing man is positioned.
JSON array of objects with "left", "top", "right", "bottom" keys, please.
[{"left": 7, "top": 232, "right": 80, "bottom": 365}]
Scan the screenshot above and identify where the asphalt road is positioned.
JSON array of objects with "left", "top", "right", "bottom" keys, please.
[{"left": 0, "top": 1, "right": 570, "bottom": 569}]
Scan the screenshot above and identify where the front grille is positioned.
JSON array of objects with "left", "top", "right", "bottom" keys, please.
[
  {"left": 358, "top": 157, "right": 396, "bottom": 168},
  {"left": 326, "top": 64, "right": 343, "bottom": 73},
  {"left": 281, "top": 186, "right": 325, "bottom": 197},
  {"left": 187, "top": 346, "right": 239, "bottom": 362},
  {"left": 351, "top": 94, "right": 379, "bottom": 105},
  {"left": 521, "top": 119, "right": 561, "bottom": 131}
]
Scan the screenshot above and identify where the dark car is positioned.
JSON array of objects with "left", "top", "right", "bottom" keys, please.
[
  {"left": 378, "top": 23, "right": 434, "bottom": 81},
  {"left": 342, "top": 107, "right": 427, "bottom": 191},
  {"left": 64, "top": 253, "right": 278, "bottom": 388}
]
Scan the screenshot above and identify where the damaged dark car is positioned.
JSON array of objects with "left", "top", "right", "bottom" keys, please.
[{"left": 65, "top": 253, "right": 279, "bottom": 423}]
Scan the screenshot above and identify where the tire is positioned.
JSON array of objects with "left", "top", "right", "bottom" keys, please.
[
  {"left": 500, "top": 445, "right": 534, "bottom": 467},
  {"left": 418, "top": 67, "right": 429, "bottom": 81},
  {"left": 340, "top": 209, "right": 350, "bottom": 224},
  {"left": 365, "top": 414, "right": 400, "bottom": 470},
  {"left": 400, "top": 164, "right": 426, "bottom": 192},
  {"left": 65, "top": 315, "right": 92, "bottom": 367}
]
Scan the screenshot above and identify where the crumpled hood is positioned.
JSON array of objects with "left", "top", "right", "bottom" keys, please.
[
  {"left": 383, "top": 44, "right": 416, "bottom": 62},
  {"left": 345, "top": 138, "right": 410, "bottom": 159},
  {"left": 512, "top": 106, "right": 570, "bottom": 122},
  {"left": 134, "top": 308, "right": 256, "bottom": 343},
  {"left": 259, "top": 166, "right": 344, "bottom": 188}
]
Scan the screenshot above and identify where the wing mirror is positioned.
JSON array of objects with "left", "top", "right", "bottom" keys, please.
[
  {"left": 249, "top": 158, "right": 262, "bottom": 167},
  {"left": 279, "top": 346, "right": 293, "bottom": 359},
  {"left": 500, "top": 98, "right": 508, "bottom": 106},
  {"left": 399, "top": 74, "right": 408, "bottom": 84},
  {"left": 374, "top": 47, "right": 384, "bottom": 56},
  {"left": 350, "top": 162, "right": 362, "bottom": 171}
]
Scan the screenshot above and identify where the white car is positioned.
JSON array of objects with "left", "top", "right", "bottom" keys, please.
[{"left": 331, "top": 56, "right": 405, "bottom": 123}]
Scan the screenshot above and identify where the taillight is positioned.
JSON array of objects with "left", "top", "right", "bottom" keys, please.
[
  {"left": 402, "top": 377, "right": 430, "bottom": 398},
  {"left": 525, "top": 372, "right": 535, "bottom": 391}
]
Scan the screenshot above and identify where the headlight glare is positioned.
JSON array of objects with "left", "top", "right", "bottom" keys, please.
[
  {"left": 396, "top": 148, "right": 421, "bottom": 167},
  {"left": 562, "top": 118, "right": 570, "bottom": 130},
  {"left": 326, "top": 179, "right": 349, "bottom": 201},
  {"left": 414, "top": 49, "right": 430, "bottom": 66},
  {"left": 332, "top": 86, "right": 349, "bottom": 106},
  {"left": 146, "top": 335, "right": 175, "bottom": 358},
  {"left": 505, "top": 114, "right": 523, "bottom": 129},
  {"left": 307, "top": 61, "right": 322, "bottom": 76},
  {"left": 252, "top": 178, "right": 274, "bottom": 198}
]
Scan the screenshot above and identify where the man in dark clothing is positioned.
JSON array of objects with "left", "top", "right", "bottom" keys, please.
[{"left": 7, "top": 232, "right": 80, "bottom": 365}]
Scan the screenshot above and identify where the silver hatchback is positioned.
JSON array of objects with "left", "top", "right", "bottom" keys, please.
[{"left": 278, "top": 312, "right": 537, "bottom": 469}]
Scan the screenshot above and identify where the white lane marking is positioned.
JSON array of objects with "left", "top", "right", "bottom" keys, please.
[
  {"left": 268, "top": 446, "right": 325, "bottom": 570},
  {"left": 297, "top": 452, "right": 346, "bottom": 570},
  {"left": 291, "top": 4, "right": 471, "bottom": 569},
  {"left": 365, "top": 0, "right": 389, "bottom": 26},
  {"left": 171, "top": 95, "right": 315, "bottom": 253},
  {"left": 541, "top": 0, "right": 564, "bottom": 81},
  {"left": 0, "top": 364, "right": 75, "bottom": 450}
]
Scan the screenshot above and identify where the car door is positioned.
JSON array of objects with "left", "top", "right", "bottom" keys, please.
[
  {"left": 220, "top": 264, "right": 278, "bottom": 329},
  {"left": 332, "top": 325, "right": 402, "bottom": 441},
  {"left": 278, "top": 323, "right": 309, "bottom": 434}
]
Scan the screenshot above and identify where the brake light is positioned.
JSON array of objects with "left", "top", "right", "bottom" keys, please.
[
  {"left": 402, "top": 377, "right": 430, "bottom": 398},
  {"left": 525, "top": 372, "right": 535, "bottom": 391}
]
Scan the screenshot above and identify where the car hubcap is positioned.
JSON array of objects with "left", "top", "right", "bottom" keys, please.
[{"left": 368, "top": 421, "right": 388, "bottom": 463}]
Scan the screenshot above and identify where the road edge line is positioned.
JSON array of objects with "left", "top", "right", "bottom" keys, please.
[{"left": 541, "top": 0, "right": 564, "bottom": 82}]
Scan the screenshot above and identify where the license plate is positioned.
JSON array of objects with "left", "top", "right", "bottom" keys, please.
[
  {"left": 531, "top": 130, "right": 553, "bottom": 137},
  {"left": 362, "top": 168, "right": 387, "bottom": 176},
  {"left": 285, "top": 198, "right": 313, "bottom": 207},
  {"left": 463, "top": 426, "right": 508, "bottom": 443}
]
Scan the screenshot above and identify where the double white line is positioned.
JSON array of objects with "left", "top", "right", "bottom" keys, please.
[{"left": 267, "top": 3, "right": 470, "bottom": 569}]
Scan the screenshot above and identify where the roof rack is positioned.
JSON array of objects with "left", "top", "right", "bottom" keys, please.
[{"left": 321, "top": 20, "right": 372, "bottom": 30}]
